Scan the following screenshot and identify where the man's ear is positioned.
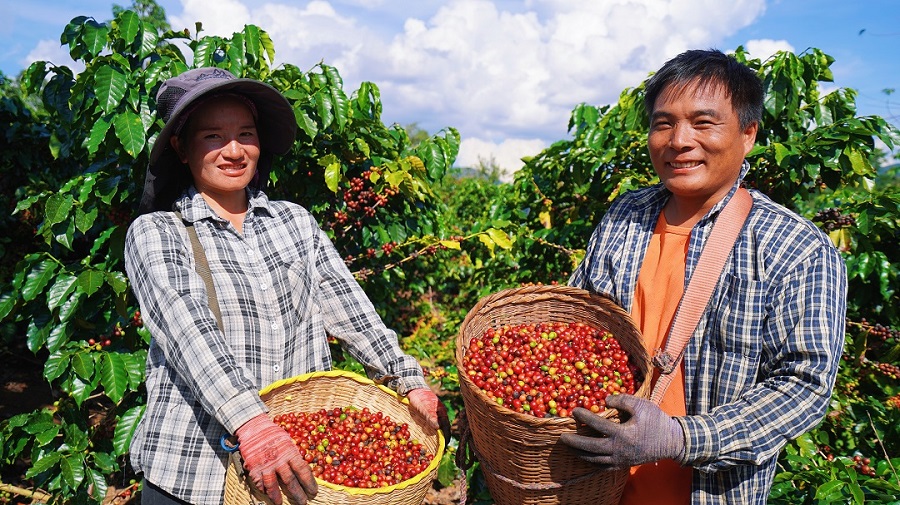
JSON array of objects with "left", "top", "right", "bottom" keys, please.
[
  {"left": 170, "top": 136, "right": 187, "bottom": 164},
  {"left": 742, "top": 121, "right": 759, "bottom": 157}
]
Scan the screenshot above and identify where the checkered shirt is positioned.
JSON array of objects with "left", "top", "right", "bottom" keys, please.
[{"left": 124, "top": 188, "right": 428, "bottom": 504}]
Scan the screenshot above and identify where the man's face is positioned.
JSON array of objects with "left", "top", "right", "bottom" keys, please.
[{"left": 647, "top": 80, "right": 757, "bottom": 207}]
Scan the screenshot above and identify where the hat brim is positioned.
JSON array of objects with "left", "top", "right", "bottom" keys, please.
[{"left": 140, "top": 77, "right": 297, "bottom": 214}]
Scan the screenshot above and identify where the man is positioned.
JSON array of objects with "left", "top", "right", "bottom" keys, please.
[{"left": 559, "top": 49, "right": 847, "bottom": 504}]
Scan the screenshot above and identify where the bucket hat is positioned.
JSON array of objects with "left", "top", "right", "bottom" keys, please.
[{"left": 138, "top": 67, "right": 297, "bottom": 215}]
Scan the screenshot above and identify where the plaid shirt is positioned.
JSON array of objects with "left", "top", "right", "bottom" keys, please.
[
  {"left": 570, "top": 166, "right": 847, "bottom": 505},
  {"left": 124, "top": 188, "right": 428, "bottom": 505}
]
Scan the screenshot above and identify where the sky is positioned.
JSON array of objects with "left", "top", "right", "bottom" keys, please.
[{"left": 2, "top": 0, "right": 898, "bottom": 176}]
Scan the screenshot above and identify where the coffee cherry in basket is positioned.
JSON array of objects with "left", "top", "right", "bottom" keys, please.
[
  {"left": 463, "top": 322, "right": 640, "bottom": 418},
  {"left": 273, "top": 406, "right": 434, "bottom": 488}
]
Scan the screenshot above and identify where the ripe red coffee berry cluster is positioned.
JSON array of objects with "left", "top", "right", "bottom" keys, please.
[
  {"left": 463, "top": 322, "right": 641, "bottom": 418},
  {"left": 273, "top": 406, "right": 433, "bottom": 488}
]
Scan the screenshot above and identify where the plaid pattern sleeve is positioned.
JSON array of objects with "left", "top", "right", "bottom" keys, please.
[
  {"left": 569, "top": 183, "right": 847, "bottom": 505},
  {"left": 124, "top": 188, "right": 428, "bottom": 505}
]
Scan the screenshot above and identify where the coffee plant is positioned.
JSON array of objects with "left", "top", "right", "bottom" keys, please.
[{"left": 0, "top": 5, "right": 898, "bottom": 505}]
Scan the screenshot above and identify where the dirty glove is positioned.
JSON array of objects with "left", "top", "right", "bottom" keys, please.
[
  {"left": 559, "top": 394, "right": 685, "bottom": 469},
  {"left": 235, "top": 413, "right": 318, "bottom": 505},
  {"left": 407, "top": 387, "right": 451, "bottom": 445}
]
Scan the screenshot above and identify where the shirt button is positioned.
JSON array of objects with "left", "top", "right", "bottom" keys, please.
[
  {"left": 270, "top": 321, "right": 278, "bottom": 330},
  {"left": 260, "top": 283, "right": 268, "bottom": 291},
  {"left": 273, "top": 364, "right": 280, "bottom": 372}
]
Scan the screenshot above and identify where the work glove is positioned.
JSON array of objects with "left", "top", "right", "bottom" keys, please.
[
  {"left": 235, "top": 413, "right": 318, "bottom": 505},
  {"left": 559, "top": 394, "right": 686, "bottom": 469},
  {"left": 407, "top": 387, "right": 451, "bottom": 445}
]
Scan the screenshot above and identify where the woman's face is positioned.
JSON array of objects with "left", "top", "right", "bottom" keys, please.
[{"left": 171, "top": 95, "right": 260, "bottom": 202}]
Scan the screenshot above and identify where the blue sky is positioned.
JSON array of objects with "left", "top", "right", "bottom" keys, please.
[{"left": 2, "top": 0, "right": 898, "bottom": 173}]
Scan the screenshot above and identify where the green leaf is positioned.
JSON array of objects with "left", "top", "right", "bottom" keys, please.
[
  {"left": 34, "top": 423, "right": 62, "bottom": 446},
  {"left": 95, "top": 175, "right": 121, "bottom": 205},
  {"left": 72, "top": 351, "right": 96, "bottom": 381},
  {"left": 85, "top": 115, "right": 112, "bottom": 155},
  {"left": 115, "top": 9, "right": 141, "bottom": 46},
  {"left": 75, "top": 206, "right": 98, "bottom": 234},
  {"left": 94, "top": 65, "right": 127, "bottom": 114},
  {"left": 47, "top": 274, "right": 77, "bottom": 311},
  {"left": 0, "top": 290, "right": 16, "bottom": 321},
  {"left": 113, "top": 405, "right": 145, "bottom": 457},
  {"left": 24, "top": 419, "right": 58, "bottom": 436},
  {"left": 47, "top": 321, "right": 71, "bottom": 353},
  {"left": 320, "top": 154, "right": 341, "bottom": 193},
  {"left": 114, "top": 109, "right": 146, "bottom": 157},
  {"left": 100, "top": 352, "right": 128, "bottom": 403},
  {"left": 81, "top": 19, "right": 110, "bottom": 58},
  {"left": 125, "top": 350, "right": 147, "bottom": 388},
  {"left": 45, "top": 193, "right": 74, "bottom": 226},
  {"left": 295, "top": 109, "right": 318, "bottom": 139},
  {"left": 60, "top": 452, "right": 86, "bottom": 489},
  {"left": 44, "top": 351, "right": 71, "bottom": 382},
  {"left": 815, "top": 479, "right": 845, "bottom": 500},
  {"left": 91, "top": 452, "right": 117, "bottom": 473},
  {"left": 51, "top": 217, "right": 76, "bottom": 251},
  {"left": 85, "top": 466, "right": 110, "bottom": 502},
  {"left": 77, "top": 269, "right": 105, "bottom": 297},
  {"left": 58, "top": 291, "right": 84, "bottom": 324},
  {"left": 23, "top": 259, "right": 58, "bottom": 302},
  {"left": 67, "top": 374, "right": 98, "bottom": 406},
  {"left": 25, "top": 451, "right": 61, "bottom": 478},
  {"left": 106, "top": 271, "right": 129, "bottom": 295},
  {"left": 486, "top": 228, "right": 513, "bottom": 250}
]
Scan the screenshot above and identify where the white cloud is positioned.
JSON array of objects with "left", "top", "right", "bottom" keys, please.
[
  {"left": 121, "top": 0, "right": 770, "bottom": 173},
  {"left": 457, "top": 137, "right": 548, "bottom": 180},
  {"left": 25, "top": 39, "right": 82, "bottom": 73},
  {"left": 742, "top": 38, "right": 795, "bottom": 62}
]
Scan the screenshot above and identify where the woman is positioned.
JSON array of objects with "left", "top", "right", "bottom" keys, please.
[{"left": 125, "top": 67, "right": 444, "bottom": 505}]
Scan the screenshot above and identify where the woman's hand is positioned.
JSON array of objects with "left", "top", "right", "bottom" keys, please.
[
  {"left": 407, "top": 387, "right": 450, "bottom": 444},
  {"left": 236, "top": 414, "right": 318, "bottom": 505}
]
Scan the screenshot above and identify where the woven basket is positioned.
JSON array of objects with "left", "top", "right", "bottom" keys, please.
[
  {"left": 455, "top": 285, "right": 651, "bottom": 505},
  {"left": 223, "top": 370, "right": 444, "bottom": 505}
]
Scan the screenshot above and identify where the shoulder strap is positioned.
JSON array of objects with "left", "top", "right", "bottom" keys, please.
[
  {"left": 649, "top": 187, "right": 753, "bottom": 404},
  {"left": 175, "top": 212, "right": 224, "bottom": 332}
]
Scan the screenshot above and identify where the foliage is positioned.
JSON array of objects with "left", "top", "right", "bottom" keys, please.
[{"left": 0, "top": 7, "right": 898, "bottom": 505}]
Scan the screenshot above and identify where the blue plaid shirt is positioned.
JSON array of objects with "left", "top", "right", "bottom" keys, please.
[
  {"left": 124, "top": 188, "right": 428, "bottom": 505},
  {"left": 570, "top": 167, "right": 847, "bottom": 504}
]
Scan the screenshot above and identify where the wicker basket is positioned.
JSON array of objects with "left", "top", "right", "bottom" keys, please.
[
  {"left": 223, "top": 370, "right": 444, "bottom": 505},
  {"left": 455, "top": 285, "right": 651, "bottom": 505}
]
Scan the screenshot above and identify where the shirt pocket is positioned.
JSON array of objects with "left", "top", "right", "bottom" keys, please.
[{"left": 705, "top": 273, "right": 766, "bottom": 398}]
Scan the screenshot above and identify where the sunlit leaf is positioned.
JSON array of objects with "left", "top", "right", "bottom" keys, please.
[
  {"left": 113, "top": 405, "right": 145, "bottom": 456},
  {"left": 114, "top": 109, "right": 146, "bottom": 157},
  {"left": 94, "top": 65, "right": 127, "bottom": 114},
  {"left": 23, "top": 260, "right": 58, "bottom": 302}
]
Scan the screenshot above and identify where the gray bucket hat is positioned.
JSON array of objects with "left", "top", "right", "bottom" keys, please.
[{"left": 138, "top": 67, "right": 297, "bottom": 215}]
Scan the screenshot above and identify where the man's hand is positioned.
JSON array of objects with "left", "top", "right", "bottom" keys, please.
[
  {"left": 235, "top": 413, "right": 318, "bottom": 505},
  {"left": 558, "top": 394, "right": 686, "bottom": 469},
  {"left": 407, "top": 387, "right": 451, "bottom": 445}
]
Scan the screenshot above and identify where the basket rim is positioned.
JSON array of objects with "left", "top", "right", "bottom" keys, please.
[{"left": 258, "top": 369, "right": 445, "bottom": 496}]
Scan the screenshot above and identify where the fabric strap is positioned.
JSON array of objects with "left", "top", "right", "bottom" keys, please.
[
  {"left": 649, "top": 187, "right": 753, "bottom": 405},
  {"left": 175, "top": 212, "right": 224, "bottom": 332}
]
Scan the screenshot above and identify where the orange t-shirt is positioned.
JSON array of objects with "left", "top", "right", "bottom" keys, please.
[{"left": 621, "top": 212, "right": 692, "bottom": 505}]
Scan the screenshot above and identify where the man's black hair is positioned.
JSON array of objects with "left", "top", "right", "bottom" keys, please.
[{"left": 643, "top": 48, "right": 764, "bottom": 129}]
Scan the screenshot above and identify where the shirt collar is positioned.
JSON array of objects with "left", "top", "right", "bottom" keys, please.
[{"left": 173, "top": 186, "right": 274, "bottom": 223}]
